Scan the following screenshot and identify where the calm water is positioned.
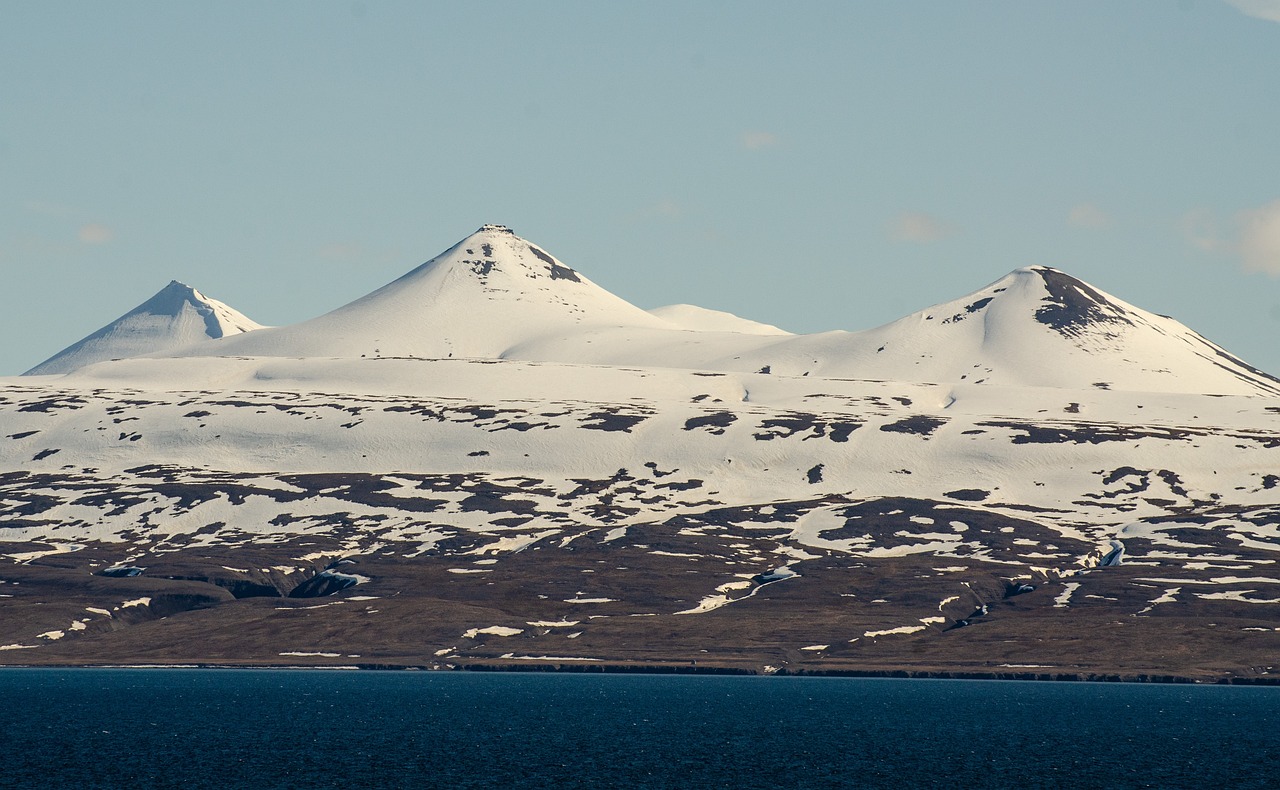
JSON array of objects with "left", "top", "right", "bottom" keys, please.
[{"left": 2, "top": 669, "right": 1277, "bottom": 789}]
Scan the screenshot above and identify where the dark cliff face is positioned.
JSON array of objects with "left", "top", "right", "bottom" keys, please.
[
  {"left": 1027, "top": 266, "right": 1280, "bottom": 392},
  {"left": 527, "top": 243, "right": 582, "bottom": 283},
  {"left": 1032, "top": 268, "right": 1135, "bottom": 339}
]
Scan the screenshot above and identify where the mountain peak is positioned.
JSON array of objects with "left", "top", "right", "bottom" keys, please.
[
  {"left": 841, "top": 265, "right": 1280, "bottom": 394},
  {"left": 24, "top": 280, "right": 264, "bottom": 375},
  {"left": 443, "top": 224, "right": 583, "bottom": 285},
  {"left": 1010, "top": 266, "right": 1137, "bottom": 339}
]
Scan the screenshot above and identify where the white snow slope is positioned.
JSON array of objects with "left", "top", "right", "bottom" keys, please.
[{"left": 25, "top": 280, "right": 263, "bottom": 376}]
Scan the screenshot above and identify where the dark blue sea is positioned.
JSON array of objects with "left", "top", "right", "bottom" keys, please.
[{"left": 2, "top": 669, "right": 1277, "bottom": 789}]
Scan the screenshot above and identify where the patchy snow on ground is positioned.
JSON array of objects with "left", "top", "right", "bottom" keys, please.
[
  {"left": 675, "top": 595, "right": 732, "bottom": 615},
  {"left": 1195, "top": 591, "right": 1280, "bottom": 604},
  {"left": 1054, "top": 582, "right": 1081, "bottom": 608},
  {"left": 461, "top": 626, "right": 524, "bottom": 639},
  {"left": 864, "top": 625, "right": 927, "bottom": 638}
]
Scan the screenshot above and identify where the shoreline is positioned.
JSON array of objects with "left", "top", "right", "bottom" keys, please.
[{"left": 3, "top": 660, "right": 1278, "bottom": 686}]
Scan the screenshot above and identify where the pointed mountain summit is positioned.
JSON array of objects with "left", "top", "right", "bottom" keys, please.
[
  {"left": 703, "top": 266, "right": 1280, "bottom": 395},
  {"left": 24, "top": 280, "right": 264, "bottom": 376},
  {"left": 188, "top": 225, "right": 673, "bottom": 361}
]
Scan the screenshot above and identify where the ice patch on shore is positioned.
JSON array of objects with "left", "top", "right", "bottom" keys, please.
[{"left": 498, "top": 654, "right": 603, "bottom": 661}]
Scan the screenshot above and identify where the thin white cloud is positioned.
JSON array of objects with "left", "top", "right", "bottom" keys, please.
[
  {"left": 77, "top": 223, "right": 113, "bottom": 244},
  {"left": 1068, "top": 203, "right": 1110, "bottom": 229},
  {"left": 24, "top": 200, "right": 74, "bottom": 217},
  {"left": 740, "top": 131, "right": 779, "bottom": 151},
  {"left": 888, "top": 212, "right": 955, "bottom": 243},
  {"left": 624, "top": 199, "right": 682, "bottom": 223},
  {"left": 1180, "top": 208, "right": 1226, "bottom": 253},
  {"left": 318, "top": 242, "right": 364, "bottom": 260},
  {"left": 1224, "top": 0, "right": 1280, "bottom": 23},
  {"left": 1238, "top": 199, "right": 1280, "bottom": 275},
  {"left": 315, "top": 242, "right": 405, "bottom": 265},
  {"left": 1182, "top": 200, "right": 1280, "bottom": 276},
  {"left": 648, "top": 199, "right": 680, "bottom": 218}
]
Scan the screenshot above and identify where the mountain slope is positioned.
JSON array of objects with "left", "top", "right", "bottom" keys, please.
[{"left": 24, "top": 280, "right": 264, "bottom": 376}]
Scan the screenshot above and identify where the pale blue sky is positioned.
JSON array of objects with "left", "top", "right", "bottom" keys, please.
[{"left": 3, "top": 1, "right": 1279, "bottom": 376}]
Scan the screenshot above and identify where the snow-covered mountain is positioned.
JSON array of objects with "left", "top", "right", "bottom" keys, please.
[
  {"left": 2, "top": 225, "right": 1279, "bottom": 679},
  {"left": 679, "top": 266, "right": 1280, "bottom": 395},
  {"left": 182, "top": 224, "right": 673, "bottom": 361},
  {"left": 24, "top": 280, "right": 263, "bottom": 376},
  {"left": 154, "top": 226, "right": 1278, "bottom": 397}
]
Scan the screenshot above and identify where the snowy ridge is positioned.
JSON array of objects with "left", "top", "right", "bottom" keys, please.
[{"left": 25, "top": 280, "right": 263, "bottom": 376}]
